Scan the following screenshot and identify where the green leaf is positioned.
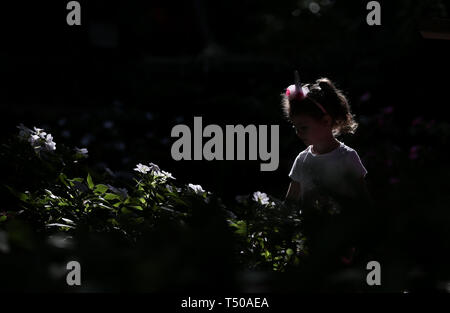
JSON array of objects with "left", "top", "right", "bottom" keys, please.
[
  {"left": 286, "top": 248, "right": 294, "bottom": 256},
  {"left": 172, "top": 197, "right": 189, "bottom": 207},
  {"left": 19, "top": 192, "right": 29, "bottom": 202},
  {"left": 121, "top": 207, "right": 132, "bottom": 214},
  {"left": 59, "top": 173, "right": 69, "bottom": 187},
  {"left": 230, "top": 220, "right": 247, "bottom": 236},
  {"left": 94, "top": 184, "right": 109, "bottom": 194},
  {"left": 104, "top": 193, "right": 121, "bottom": 201},
  {"left": 4, "top": 185, "right": 29, "bottom": 202},
  {"left": 44, "top": 189, "right": 59, "bottom": 200},
  {"left": 70, "top": 177, "right": 84, "bottom": 183},
  {"left": 87, "top": 173, "right": 94, "bottom": 190},
  {"left": 0, "top": 215, "right": 7, "bottom": 222}
]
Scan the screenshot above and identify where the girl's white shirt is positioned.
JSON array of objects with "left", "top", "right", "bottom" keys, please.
[{"left": 289, "top": 141, "right": 367, "bottom": 211}]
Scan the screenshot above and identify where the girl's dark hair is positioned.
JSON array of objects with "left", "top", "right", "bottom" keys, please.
[{"left": 281, "top": 77, "right": 358, "bottom": 136}]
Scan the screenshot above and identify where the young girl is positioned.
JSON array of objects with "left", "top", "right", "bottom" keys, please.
[{"left": 282, "top": 75, "right": 371, "bottom": 280}]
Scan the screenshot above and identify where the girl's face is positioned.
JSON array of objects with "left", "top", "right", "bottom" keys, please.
[{"left": 291, "top": 114, "right": 333, "bottom": 146}]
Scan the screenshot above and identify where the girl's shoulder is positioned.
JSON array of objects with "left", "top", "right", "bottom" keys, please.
[
  {"left": 293, "top": 146, "right": 312, "bottom": 161},
  {"left": 339, "top": 143, "right": 364, "bottom": 159},
  {"left": 293, "top": 142, "right": 362, "bottom": 163},
  {"left": 339, "top": 142, "right": 358, "bottom": 155},
  {"left": 339, "top": 143, "right": 368, "bottom": 177}
]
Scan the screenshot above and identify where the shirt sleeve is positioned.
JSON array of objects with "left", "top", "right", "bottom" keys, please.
[
  {"left": 346, "top": 150, "right": 368, "bottom": 179},
  {"left": 288, "top": 155, "right": 302, "bottom": 183}
]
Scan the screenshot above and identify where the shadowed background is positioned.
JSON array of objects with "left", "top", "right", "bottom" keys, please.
[{"left": 1, "top": 0, "right": 450, "bottom": 292}]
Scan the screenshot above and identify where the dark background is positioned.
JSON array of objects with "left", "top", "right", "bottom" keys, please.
[
  {"left": 1, "top": 0, "right": 450, "bottom": 230},
  {"left": 1, "top": 0, "right": 450, "bottom": 293}
]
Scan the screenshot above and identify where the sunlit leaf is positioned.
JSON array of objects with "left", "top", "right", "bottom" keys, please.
[
  {"left": 94, "top": 184, "right": 109, "bottom": 194},
  {"left": 87, "top": 173, "right": 94, "bottom": 190},
  {"left": 45, "top": 223, "right": 74, "bottom": 229},
  {"left": 61, "top": 218, "right": 76, "bottom": 225},
  {"left": 104, "top": 193, "right": 121, "bottom": 201}
]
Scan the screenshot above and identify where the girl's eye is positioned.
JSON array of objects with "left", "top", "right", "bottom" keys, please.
[{"left": 292, "top": 125, "right": 307, "bottom": 133}]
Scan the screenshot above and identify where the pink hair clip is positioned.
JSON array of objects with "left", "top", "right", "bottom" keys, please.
[{"left": 285, "top": 70, "right": 328, "bottom": 115}]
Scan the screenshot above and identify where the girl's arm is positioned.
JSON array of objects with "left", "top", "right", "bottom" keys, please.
[{"left": 285, "top": 180, "right": 301, "bottom": 204}]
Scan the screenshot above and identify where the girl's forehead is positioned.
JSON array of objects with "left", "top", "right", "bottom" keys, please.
[{"left": 291, "top": 115, "right": 318, "bottom": 125}]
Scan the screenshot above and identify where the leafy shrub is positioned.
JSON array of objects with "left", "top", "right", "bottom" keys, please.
[{"left": 0, "top": 124, "right": 312, "bottom": 291}]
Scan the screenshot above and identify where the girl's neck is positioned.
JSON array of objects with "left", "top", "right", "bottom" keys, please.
[{"left": 311, "top": 137, "right": 340, "bottom": 155}]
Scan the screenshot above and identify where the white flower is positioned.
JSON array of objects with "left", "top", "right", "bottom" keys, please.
[
  {"left": 33, "top": 127, "right": 46, "bottom": 136},
  {"left": 134, "top": 163, "right": 151, "bottom": 174},
  {"left": 74, "top": 147, "right": 88, "bottom": 158},
  {"left": 76, "top": 147, "right": 88, "bottom": 154},
  {"left": 188, "top": 183, "right": 206, "bottom": 195},
  {"left": 156, "top": 170, "right": 175, "bottom": 180},
  {"left": 134, "top": 162, "right": 175, "bottom": 182},
  {"left": 252, "top": 191, "right": 270, "bottom": 205},
  {"left": 148, "top": 162, "right": 161, "bottom": 173},
  {"left": 45, "top": 140, "right": 56, "bottom": 151},
  {"left": 162, "top": 170, "right": 174, "bottom": 179},
  {"left": 44, "top": 134, "right": 56, "bottom": 151},
  {"left": 28, "top": 134, "right": 40, "bottom": 145},
  {"left": 18, "top": 124, "right": 56, "bottom": 153},
  {"left": 33, "top": 127, "right": 48, "bottom": 140}
]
